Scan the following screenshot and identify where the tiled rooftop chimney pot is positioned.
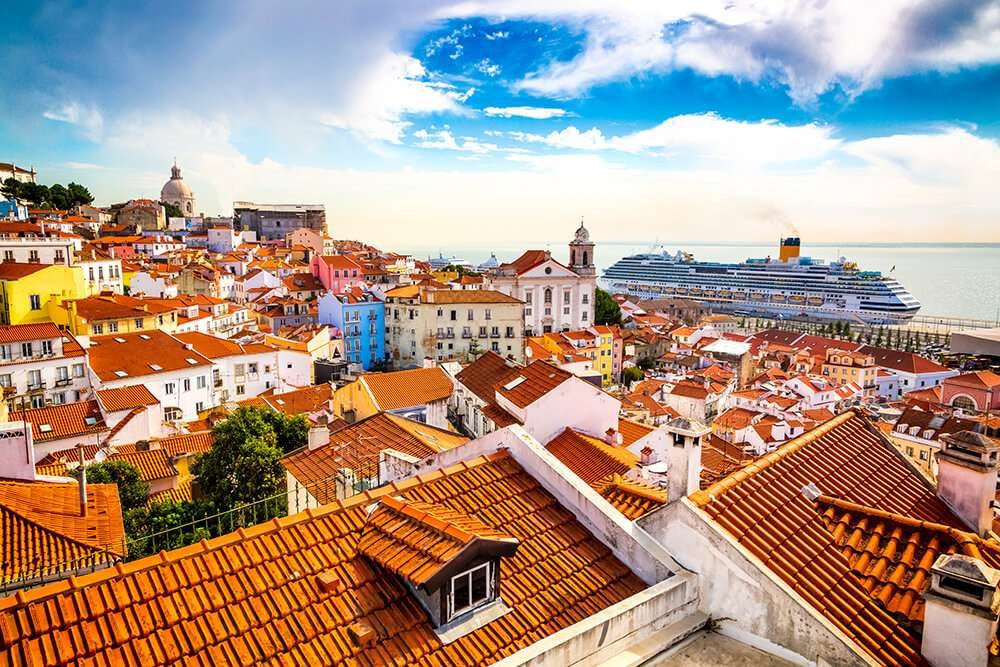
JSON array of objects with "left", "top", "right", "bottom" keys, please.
[
  {"left": 936, "top": 430, "right": 1000, "bottom": 536},
  {"left": 921, "top": 553, "right": 1000, "bottom": 667}
]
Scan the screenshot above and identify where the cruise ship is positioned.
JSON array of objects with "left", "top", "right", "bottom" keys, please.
[{"left": 602, "top": 238, "right": 921, "bottom": 324}]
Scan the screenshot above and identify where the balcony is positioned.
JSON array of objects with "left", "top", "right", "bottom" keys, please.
[
  {"left": 54, "top": 378, "right": 71, "bottom": 387},
  {"left": 461, "top": 332, "right": 472, "bottom": 339},
  {"left": 489, "top": 332, "right": 501, "bottom": 339},
  {"left": 27, "top": 381, "right": 45, "bottom": 390}
]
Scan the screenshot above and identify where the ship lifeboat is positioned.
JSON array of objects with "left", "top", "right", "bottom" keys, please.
[
  {"left": 807, "top": 296, "right": 824, "bottom": 306},
  {"left": 662, "top": 287, "right": 675, "bottom": 294},
  {"left": 789, "top": 295, "right": 805, "bottom": 303},
  {"left": 771, "top": 294, "right": 786, "bottom": 302},
  {"left": 718, "top": 290, "right": 732, "bottom": 298},
  {"left": 750, "top": 292, "right": 766, "bottom": 300},
  {"left": 689, "top": 288, "right": 702, "bottom": 296}
]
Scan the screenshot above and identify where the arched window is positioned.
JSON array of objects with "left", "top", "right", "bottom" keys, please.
[
  {"left": 582, "top": 251, "right": 588, "bottom": 265},
  {"left": 185, "top": 201, "right": 192, "bottom": 213},
  {"left": 544, "top": 288, "right": 552, "bottom": 304},
  {"left": 952, "top": 395, "right": 977, "bottom": 411}
]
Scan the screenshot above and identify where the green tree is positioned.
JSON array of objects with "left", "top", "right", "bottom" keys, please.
[
  {"left": 193, "top": 407, "right": 286, "bottom": 511},
  {"left": 637, "top": 356, "right": 656, "bottom": 371},
  {"left": 1, "top": 177, "right": 23, "bottom": 200},
  {"left": 18, "top": 182, "right": 50, "bottom": 207},
  {"left": 260, "top": 410, "right": 310, "bottom": 454},
  {"left": 594, "top": 287, "right": 622, "bottom": 326},
  {"left": 86, "top": 460, "right": 150, "bottom": 512},
  {"left": 622, "top": 367, "right": 644, "bottom": 384},
  {"left": 48, "top": 184, "right": 71, "bottom": 210},
  {"left": 67, "top": 182, "right": 94, "bottom": 206},
  {"left": 161, "top": 201, "right": 184, "bottom": 218},
  {"left": 124, "top": 499, "right": 214, "bottom": 558}
]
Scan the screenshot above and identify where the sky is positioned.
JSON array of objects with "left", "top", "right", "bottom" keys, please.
[{"left": 3, "top": 0, "right": 1000, "bottom": 247}]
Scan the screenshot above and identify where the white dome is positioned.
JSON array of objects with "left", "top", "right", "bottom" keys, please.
[{"left": 161, "top": 178, "right": 193, "bottom": 200}]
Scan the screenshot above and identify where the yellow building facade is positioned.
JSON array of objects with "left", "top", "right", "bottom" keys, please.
[{"left": 0, "top": 264, "right": 87, "bottom": 325}]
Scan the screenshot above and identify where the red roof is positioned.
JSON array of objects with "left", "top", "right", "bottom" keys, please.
[
  {"left": 97, "top": 385, "right": 159, "bottom": 412},
  {"left": 495, "top": 360, "right": 572, "bottom": 408},
  {"left": 22, "top": 400, "right": 107, "bottom": 442},
  {"left": 858, "top": 345, "right": 951, "bottom": 375}
]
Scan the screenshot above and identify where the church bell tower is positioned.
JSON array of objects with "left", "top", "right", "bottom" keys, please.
[{"left": 569, "top": 219, "right": 595, "bottom": 276}]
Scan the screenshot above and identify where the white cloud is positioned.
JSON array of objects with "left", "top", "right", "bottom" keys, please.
[
  {"left": 506, "top": 113, "right": 840, "bottom": 165},
  {"left": 483, "top": 106, "right": 572, "bottom": 119},
  {"left": 414, "top": 129, "right": 499, "bottom": 153},
  {"left": 485, "top": 30, "right": 509, "bottom": 40},
  {"left": 319, "top": 53, "right": 473, "bottom": 143},
  {"left": 42, "top": 102, "right": 104, "bottom": 141},
  {"left": 475, "top": 58, "right": 502, "bottom": 77},
  {"left": 444, "top": 1, "right": 1000, "bottom": 104}
]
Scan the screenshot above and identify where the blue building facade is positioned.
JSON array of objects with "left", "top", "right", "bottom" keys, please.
[
  {"left": 0, "top": 200, "right": 28, "bottom": 220},
  {"left": 318, "top": 290, "right": 386, "bottom": 370}
]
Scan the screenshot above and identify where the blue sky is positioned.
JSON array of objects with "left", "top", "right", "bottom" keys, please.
[{"left": 2, "top": 1, "right": 999, "bottom": 245}]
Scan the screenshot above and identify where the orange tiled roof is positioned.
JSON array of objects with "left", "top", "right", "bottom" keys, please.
[
  {"left": 358, "top": 495, "right": 518, "bottom": 586},
  {"left": 97, "top": 385, "right": 159, "bottom": 411},
  {"left": 0, "top": 322, "right": 65, "bottom": 345},
  {"left": 88, "top": 330, "right": 212, "bottom": 381},
  {"left": 423, "top": 289, "right": 521, "bottom": 304},
  {"left": 112, "top": 449, "right": 177, "bottom": 482},
  {"left": 545, "top": 428, "right": 638, "bottom": 487},
  {"left": 500, "top": 249, "right": 551, "bottom": 275},
  {"left": 617, "top": 418, "right": 654, "bottom": 446},
  {"left": 148, "top": 480, "right": 194, "bottom": 506},
  {"left": 0, "top": 451, "right": 645, "bottom": 665},
  {"left": 362, "top": 366, "right": 453, "bottom": 411},
  {"left": 283, "top": 413, "right": 468, "bottom": 497},
  {"left": 816, "top": 494, "right": 1000, "bottom": 625},
  {"left": 592, "top": 474, "right": 666, "bottom": 520},
  {"left": 158, "top": 431, "right": 214, "bottom": 456},
  {"left": 22, "top": 400, "right": 107, "bottom": 443},
  {"left": 174, "top": 331, "right": 274, "bottom": 358},
  {"left": 495, "top": 360, "right": 571, "bottom": 409},
  {"left": 691, "top": 410, "right": 975, "bottom": 666},
  {"left": 0, "top": 481, "right": 125, "bottom": 584},
  {"left": 699, "top": 435, "right": 754, "bottom": 489}
]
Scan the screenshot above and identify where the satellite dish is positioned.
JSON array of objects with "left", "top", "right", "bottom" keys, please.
[{"left": 94, "top": 449, "right": 107, "bottom": 463}]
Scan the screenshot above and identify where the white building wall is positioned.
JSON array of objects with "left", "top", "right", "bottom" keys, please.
[
  {"left": 100, "top": 367, "right": 213, "bottom": 423},
  {"left": 0, "top": 238, "right": 75, "bottom": 265}
]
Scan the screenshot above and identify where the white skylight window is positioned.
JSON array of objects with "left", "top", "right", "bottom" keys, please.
[
  {"left": 149, "top": 363, "right": 163, "bottom": 371},
  {"left": 503, "top": 376, "right": 526, "bottom": 391},
  {"left": 84, "top": 416, "right": 97, "bottom": 426},
  {"left": 185, "top": 358, "right": 199, "bottom": 365},
  {"left": 139, "top": 334, "right": 151, "bottom": 340},
  {"left": 114, "top": 370, "right": 128, "bottom": 377},
  {"left": 39, "top": 424, "right": 52, "bottom": 433},
  {"left": 114, "top": 337, "right": 126, "bottom": 343}
]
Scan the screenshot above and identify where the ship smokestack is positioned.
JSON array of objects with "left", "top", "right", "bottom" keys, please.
[{"left": 779, "top": 237, "right": 801, "bottom": 263}]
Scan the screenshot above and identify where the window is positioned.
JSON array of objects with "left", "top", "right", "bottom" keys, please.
[
  {"left": 582, "top": 293, "right": 589, "bottom": 305},
  {"left": 235, "top": 363, "right": 246, "bottom": 377},
  {"left": 134, "top": 318, "right": 144, "bottom": 329},
  {"left": 2, "top": 251, "right": 11, "bottom": 261},
  {"left": 196, "top": 375, "right": 207, "bottom": 389},
  {"left": 72, "top": 364, "right": 84, "bottom": 377},
  {"left": 183, "top": 378, "right": 191, "bottom": 391},
  {"left": 563, "top": 291, "right": 570, "bottom": 305},
  {"left": 505, "top": 327, "right": 514, "bottom": 337},
  {"left": 919, "top": 450, "right": 929, "bottom": 461},
  {"left": 53, "top": 392, "right": 66, "bottom": 405},
  {"left": 450, "top": 310, "right": 457, "bottom": 321},
  {"left": 249, "top": 362, "right": 258, "bottom": 374},
  {"left": 525, "top": 292, "right": 532, "bottom": 304},
  {"left": 544, "top": 288, "right": 552, "bottom": 304},
  {"left": 0, "top": 374, "right": 10, "bottom": 387},
  {"left": 581, "top": 311, "right": 588, "bottom": 321},
  {"left": 196, "top": 401, "right": 204, "bottom": 412},
  {"left": 28, "top": 250, "right": 39, "bottom": 262},
  {"left": 108, "top": 321, "right": 119, "bottom": 333},
  {"left": 31, "top": 395, "right": 44, "bottom": 408},
  {"left": 236, "top": 385, "right": 245, "bottom": 395},
  {"left": 0, "top": 344, "right": 9, "bottom": 360},
  {"left": 485, "top": 309, "right": 491, "bottom": 320},
  {"left": 449, "top": 562, "right": 492, "bottom": 620},
  {"left": 467, "top": 309, "right": 474, "bottom": 320},
  {"left": 27, "top": 370, "right": 42, "bottom": 388},
  {"left": 437, "top": 308, "right": 444, "bottom": 317},
  {"left": 164, "top": 407, "right": 183, "bottom": 421},
  {"left": 89, "top": 267, "right": 95, "bottom": 280},
  {"left": 29, "top": 294, "right": 41, "bottom": 311},
  {"left": 20, "top": 342, "right": 32, "bottom": 357},
  {"left": 165, "top": 382, "right": 176, "bottom": 394},
  {"left": 56, "top": 366, "right": 69, "bottom": 381},
  {"left": 41, "top": 340, "right": 53, "bottom": 355}
]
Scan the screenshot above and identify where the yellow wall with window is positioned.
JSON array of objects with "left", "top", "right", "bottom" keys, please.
[{"left": 0, "top": 266, "right": 86, "bottom": 325}]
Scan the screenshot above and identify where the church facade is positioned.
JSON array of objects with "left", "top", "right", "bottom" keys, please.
[{"left": 485, "top": 222, "right": 597, "bottom": 335}]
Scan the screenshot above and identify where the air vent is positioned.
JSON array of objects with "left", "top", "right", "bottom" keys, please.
[{"left": 503, "top": 376, "right": 526, "bottom": 391}]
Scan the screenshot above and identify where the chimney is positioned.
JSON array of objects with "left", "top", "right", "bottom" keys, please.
[
  {"left": 665, "top": 417, "right": 708, "bottom": 501},
  {"left": 921, "top": 553, "right": 1000, "bottom": 667},
  {"left": 640, "top": 445, "right": 655, "bottom": 466},
  {"left": 77, "top": 444, "right": 88, "bottom": 517},
  {"left": 308, "top": 415, "right": 330, "bottom": 451},
  {"left": 936, "top": 430, "right": 1000, "bottom": 536}
]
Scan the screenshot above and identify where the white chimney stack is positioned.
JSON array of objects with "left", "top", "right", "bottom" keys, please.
[
  {"left": 936, "top": 430, "right": 1000, "bottom": 536},
  {"left": 664, "top": 417, "right": 708, "bottom": 501},
  {"left": 307, "top": 416, "right": 330, "bottom": 451},
  {"left": 921, "top": 553, "right": 1000, "bottom": 667}
]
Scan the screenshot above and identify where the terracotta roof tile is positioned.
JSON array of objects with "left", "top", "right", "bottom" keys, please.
[
  {"left": 0, "top": 451, "right": 645, "bottom": 665},
  {"left": 0, "top": 481, "right": 125, "bottom": 584},
  {"left": 545, "top": 428, "right": 638, "bottom": 487},
  {"left": 22, "top": 400, "right": 107, "bottom": 442},
  {"left": 88, "top": 330, "right": 213, "bottom": 381},
  {"left": 423, "top": 289, "right": 522, "bottom": 304},
  {"left": 112, "top": 449, "right": 177, "bottom": 482},
  {"left": 592, "top": 475, "right": 666, "bottom": 520},
  {"left": 157, "top": 431, "right": 214, "bottom": 456},
  {"left": 97, "top": 385, "right": 159, "bottom": 412},
  {"left": 0, "top": 322, "right": 66, "bottom": 345},
  {"left": 617, "top": 418, "right": 654, "bottom": 446},
  {"left": 358, "top": 496, "right": 518, "bottom": 587},
  {"left": 691, "top": 410, "right": 974, "bottom": 666},
  {"left": 283, "top": 413, "right": 468, "bottom": 498},
  {"left": 362, "top": 367, "right": 453, "bottom": 411},
  {"left": 495, "top": 361, "right": 572, "bottom": 409},
  {"left": 147, "top": 481, "right": 194, "bottom": 506}
]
